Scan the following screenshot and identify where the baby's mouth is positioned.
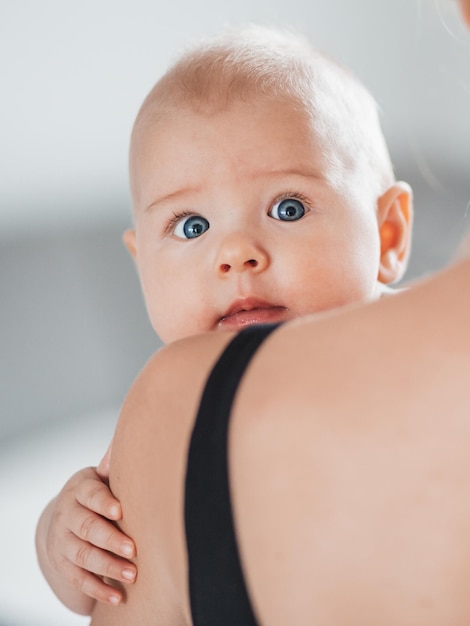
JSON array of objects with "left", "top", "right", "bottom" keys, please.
[{"left": 217, "top": 298, "right": 288, "bottom": 330}]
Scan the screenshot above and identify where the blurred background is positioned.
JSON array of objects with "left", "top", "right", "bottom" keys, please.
[{"left": 1, "top": 0, "right": 469, "bottom": 624}]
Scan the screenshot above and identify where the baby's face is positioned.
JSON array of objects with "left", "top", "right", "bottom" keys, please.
[{"left": 128, "top": 98, "right": 385, "bottom": 344}]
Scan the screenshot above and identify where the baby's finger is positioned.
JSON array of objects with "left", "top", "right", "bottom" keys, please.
[
  {"left": 58, "top": 556, "right": 124, "bottom": 605},
  {"left": 81, "top": 573, "right": 123, "bottom": 606},
  {"left": 76, "top": 476, "right": 122, "bottom": 520},
  {"left": 65, "top": 534, "right": 137, "bottom": 585},
  {"left": 69, "top": 509, "right": 135, "bottom": 559}
]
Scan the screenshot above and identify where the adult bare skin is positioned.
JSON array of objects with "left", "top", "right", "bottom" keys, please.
[
  {"left": 459, "top": 0, "right": 470, "bottom": 26},
  {"left": 90, "top": 254, "right": 470, "bottom": 625}
]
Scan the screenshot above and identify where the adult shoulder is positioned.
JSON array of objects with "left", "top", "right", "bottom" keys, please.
[{"left": 227, "top": 256, "right": 470, "bottom": 625}]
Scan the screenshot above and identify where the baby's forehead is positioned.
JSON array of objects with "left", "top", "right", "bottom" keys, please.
[
  {"left": 133, "top": 95, "right": 336, "bottom": 179},
  {"left": 131, "top": 101, "right": 372, "bottom": 214}
]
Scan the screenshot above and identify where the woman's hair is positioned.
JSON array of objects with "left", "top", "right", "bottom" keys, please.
[{"left": 131, "top": 25, "right": 394, "bottom": 197}]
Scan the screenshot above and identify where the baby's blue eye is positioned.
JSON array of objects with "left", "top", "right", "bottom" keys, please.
[
  {"left": 269, "top": 198, "right": 306, "bottom": 221},
  {"left": 173, "top": 215, "right": 210, "bottom": 239}
]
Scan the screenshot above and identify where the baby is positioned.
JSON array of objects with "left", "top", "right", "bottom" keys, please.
[{"left": 35, "top": 24, "right": 412, "bottom": 614}]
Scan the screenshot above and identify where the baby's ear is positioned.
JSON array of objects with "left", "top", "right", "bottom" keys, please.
[
  {"left": 377, "top": 182, "right": 413, "bottom": 284},
  {"left": 122, "top": 229, "right": 137, "bottom": 259}
]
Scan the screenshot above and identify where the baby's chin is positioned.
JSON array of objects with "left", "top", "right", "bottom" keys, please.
[{"left": 156, "top": 324, "right": 224, "bottom": 346}]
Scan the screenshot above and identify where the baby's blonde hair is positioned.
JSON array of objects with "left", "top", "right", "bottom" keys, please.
[{"left": 130, "top": 25, "right": 394, "bottom": 200}]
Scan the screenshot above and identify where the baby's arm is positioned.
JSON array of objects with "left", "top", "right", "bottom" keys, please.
[{"left": 35, "top": 446, "right": 137, "bottom": 615}]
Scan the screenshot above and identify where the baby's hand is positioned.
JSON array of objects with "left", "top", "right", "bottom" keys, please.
[{"left": 42, "top": 460, "right": 136, "bottom": 607}]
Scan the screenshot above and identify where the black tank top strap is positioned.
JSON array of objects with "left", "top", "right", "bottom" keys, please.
[{"left": 185, "top": 323, "right": 281, "bottom": 626}]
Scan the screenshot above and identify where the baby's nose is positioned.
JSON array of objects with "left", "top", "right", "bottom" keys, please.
[{"left": 215, "top": 232, "right": 269, "bottom": 276}]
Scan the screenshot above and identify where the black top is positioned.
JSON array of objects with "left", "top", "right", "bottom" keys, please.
[{"left": 185, "top": 324, "right": 280, "bottom": 626}]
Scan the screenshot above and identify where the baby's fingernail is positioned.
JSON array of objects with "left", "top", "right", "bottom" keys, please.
[
  {"left": 109, "top": 594, "right": 121, "bottom": 605},
  {"left": 109, "top": 504, "right": 120, "bottom": 518},
  {"left": 122, "top": 568, "right": 136, "bottom": 581},
  {"left": 121, "top": 542, "right": 134, "bottom": 557}
]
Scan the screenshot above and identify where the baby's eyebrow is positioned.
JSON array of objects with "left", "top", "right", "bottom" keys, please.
[
  {"left": 144, "top": 186, "right": 201, "bottom": 213},
  {"left": 259, "top": 167, "right": 323, "bottom": 182}
]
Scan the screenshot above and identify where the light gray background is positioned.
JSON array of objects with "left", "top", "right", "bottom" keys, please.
[{"left": 1, "top": 1, "right": 469, "bottom": 624}]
